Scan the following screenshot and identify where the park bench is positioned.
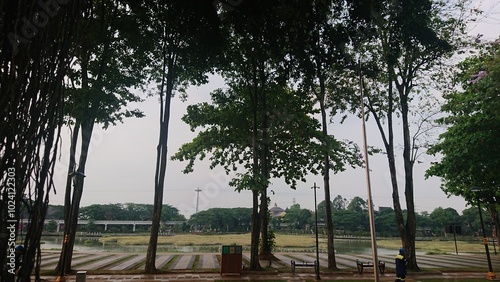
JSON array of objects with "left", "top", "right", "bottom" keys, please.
[
  {"left": 356, "top": 260, "right": 385, "bottom": 274},
  {"left": 291, "top": 260, "right": 317, "bottom": 274}
]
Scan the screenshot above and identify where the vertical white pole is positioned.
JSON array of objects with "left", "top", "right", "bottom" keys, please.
[
  {"left": 195, "top": 188, "right": 201, "bottom": 214},
  {"left": 359, "top": 59, "right": 379, "bottom": 282}
]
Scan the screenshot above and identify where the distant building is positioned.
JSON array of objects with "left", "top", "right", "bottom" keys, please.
[
  {"left": 270, "top": 203, "right": 286, "bottom": 218},
  {"left": 378, "top": 206, "right": 392, "bottom": 212}
]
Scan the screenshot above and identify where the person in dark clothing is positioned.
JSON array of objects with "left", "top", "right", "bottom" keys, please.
[
  {"left": 395, "top": 248, "right": 407, "bottom": 282},
  {"left": 14, "top": 245, "right": 24, "bottom": 274},
  {"left": 1, "top": 245, "right": 24, "bottom": 282}
]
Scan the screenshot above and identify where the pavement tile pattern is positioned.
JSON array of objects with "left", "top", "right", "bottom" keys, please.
[{"left": 38, "top": 251, "right": 500, "bottom": 281}]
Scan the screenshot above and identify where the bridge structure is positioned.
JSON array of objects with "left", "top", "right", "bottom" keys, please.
[{"left": 40, "top": 219, "right": 186, "bottom": 232}]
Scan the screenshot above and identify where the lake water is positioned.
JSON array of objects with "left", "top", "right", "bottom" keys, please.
[{"left": 40, "top": 236, "right": 399, "bottom": 255}]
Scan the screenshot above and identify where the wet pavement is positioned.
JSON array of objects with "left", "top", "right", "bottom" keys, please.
[{"left": 37, "top": 252, "right": 500, "bottom": 281}]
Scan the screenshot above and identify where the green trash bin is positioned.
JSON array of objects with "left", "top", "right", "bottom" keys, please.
[{"left": 221, "top": 245, "right": 242, "bottom": 275}]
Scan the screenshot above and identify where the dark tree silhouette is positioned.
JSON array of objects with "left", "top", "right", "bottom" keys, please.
[{"left": 0, "top": 1, "right": 88, "bottom": 280}]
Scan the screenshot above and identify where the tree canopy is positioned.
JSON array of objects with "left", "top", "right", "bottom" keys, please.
[
  {"left": 78, "top": 203, "right": 185, "bottom": 221},
  {"left": 57, "top": 0, "right": 151, "bottom": 273},
  {"left": 427, "top": 41, "right": 500, "bottom": 238},
  {"left": 189, "top": 207, "right": 251, "bottom": 232},
  {"left": 173, "top": 86, "right": 339, "bottom": 189},
  {"left": 1, "top": 0, "right": 87, "bottom": 278},
  {"left": 2, "top": 0, "right": 491, "bottom": 276},
  {"left": 341, "top": 0, "right": 467, "bottom": 270},
  {"left": 427, "top": 42, "right": 500, "bottom": 205},
  {"left": 127, "top": 0, "right": 223, "bottom": 272}
]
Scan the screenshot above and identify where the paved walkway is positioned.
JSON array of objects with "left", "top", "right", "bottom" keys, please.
[
  {"left": 40, "top": 272, "right": 493, "bottom": 281},
  {"left": 38, "top": 252, "right": 500, "bottom": 281}
]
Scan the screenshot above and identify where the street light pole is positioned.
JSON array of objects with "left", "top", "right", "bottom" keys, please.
[
  {"left": 472, "top": 187, "right": 496, "bottom": 280},
  {"left": 359, "top": 58, "right": 379, "bottom": 282},
  {"left": 312, "top": 183, "right": 321, "bottom": 280}
]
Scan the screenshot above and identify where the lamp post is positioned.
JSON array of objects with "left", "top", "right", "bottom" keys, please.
[
  {"left": 471, "top": 187, "right": 496, "bottom": 280},
  {"left": 312, "top": 183, "right": 321, "bottom": 280},
  {"left": 359, "top": 57, "right": 379, "bottom": 282}
]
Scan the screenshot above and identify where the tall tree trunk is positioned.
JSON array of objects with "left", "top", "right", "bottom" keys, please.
[
  {"left": 250, "top": 190, "right": 261, "bottom": 270},
  {"left": 488, "top": 208, "right": 500, "bottom": 242},
  {"left": 365, "top": 64, "right": 417, "bottom": 273},
  {"left": 399, "top": 90, "right": 419, "bottom": 270},
  {"left": 321, "top": 109, "right": 336, "bottom": 269},
  {"left": 20, "top": 110, "right": 61, "bottom": 281},
  {"left": 0, "top": 0, "right": 83, "bottom": 279},
  {"left": 258, "top": 188, "right": 269, "bottom": 259},
  {"left": 145, "top": 41, "right": 174, "bottom": 273},
  {"left": 259, "top": 86, "right": 272, "bottom": 260},
  {"left": 60, "top": 119, "right": 95, "bottom": 273},
  {"left": 385, "top": 72, "right": 405, "bottom": 253},
  {"left": 318, "top": 76, "right": 337, "bottom": 270},
  {"left": 59, "top": 29, "right": 94, "bottom": 273},
  {"left": 385, "top": 133, "right": 413, "bottom": 267},
  {"left": 56, "top": 122, "right": 80, "bottom": 273},
  {"left": 379, "top": 70, "right": 419, "bottom": 271},
  {"left": 249, "top": 81, "right": 262, "bottom": 270},
  {"left": 64, "top": 123, "right": 80, "bottom": 224}
]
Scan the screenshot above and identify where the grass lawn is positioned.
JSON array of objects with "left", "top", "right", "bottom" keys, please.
[
  {"left": 99, "top": 233, "right": 487, "bottom": 254},
  {"left": 376, "top": 238, "right": 483, "bottom": 254}
]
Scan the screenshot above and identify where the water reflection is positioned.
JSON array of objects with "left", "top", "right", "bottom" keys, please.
[{"left": 41, "top": 236, "right": 397, "bottom": 254}]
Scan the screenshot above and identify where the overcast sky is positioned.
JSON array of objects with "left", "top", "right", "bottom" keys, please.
[{"left": 49, "top": 2, "right": 500, "bottom": 218}]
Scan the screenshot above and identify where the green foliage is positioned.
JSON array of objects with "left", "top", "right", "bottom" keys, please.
[
  {"left": 333, "top": 209, "right": 369, "bottom": 233},
  {"left": 188, "top": 207, "right": 252, "bottom": 233},
  {"left": 317, "top": 200, "right": 333, "bottom": 221},
  {"left": 132, "top": 1, "right": 223, "bottom": 271},
  {"left": 130, "top": 0, "right": 221, "bottom": 92},
  {"left": 429, "top": 207, "right": 461, "bottom": 227},
  {"left": 332, "top": 196, "right": 348, "bottom": 211},
  {"left": 266, "top": 230, "right": 276, "bottom": 254},
  {"left": 85, "top": 219, "right": 97, "bottom": 233},
  {"left": 321, "top": 197, "right": 476, "bottom": 237},
  {"left": 374, "top": 208, "right": 399, "bottom": 237},
  {"left": 427, "top": 42, "right": 500, "bottom": 211},
  {"left": 78, "top": 203, "right": 185, "bottom": 222},
  {"left": 64, "top": 0, "right": 147, "bottom": 127},
  {"left": 283, "top": 204, "right": 313, "bottom": 231},
  {"left": 45, "top": 220, "right": 58, "bottom": 233},
  {"left": 461, "top": 207, "right": 482, "bottom": 236},
  {"left": 341, "top": 0, "right": 468, "bottom": 269},
  {"left": 173, "top": 86, "right": 332, "bottom": 190},
  {"left": 347, "top": 197, "right": 368, "bottom": 212}
]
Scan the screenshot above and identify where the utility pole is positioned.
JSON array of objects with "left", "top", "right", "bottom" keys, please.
[
  {"left": 312, "top": 182, "right": 321, "bottom": 280},
  {"left": 359, "top": 58, "right": 379, "bottom": 282},
  {"left": 195, "top": 188, "right": 201, "bottom": 214}
]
